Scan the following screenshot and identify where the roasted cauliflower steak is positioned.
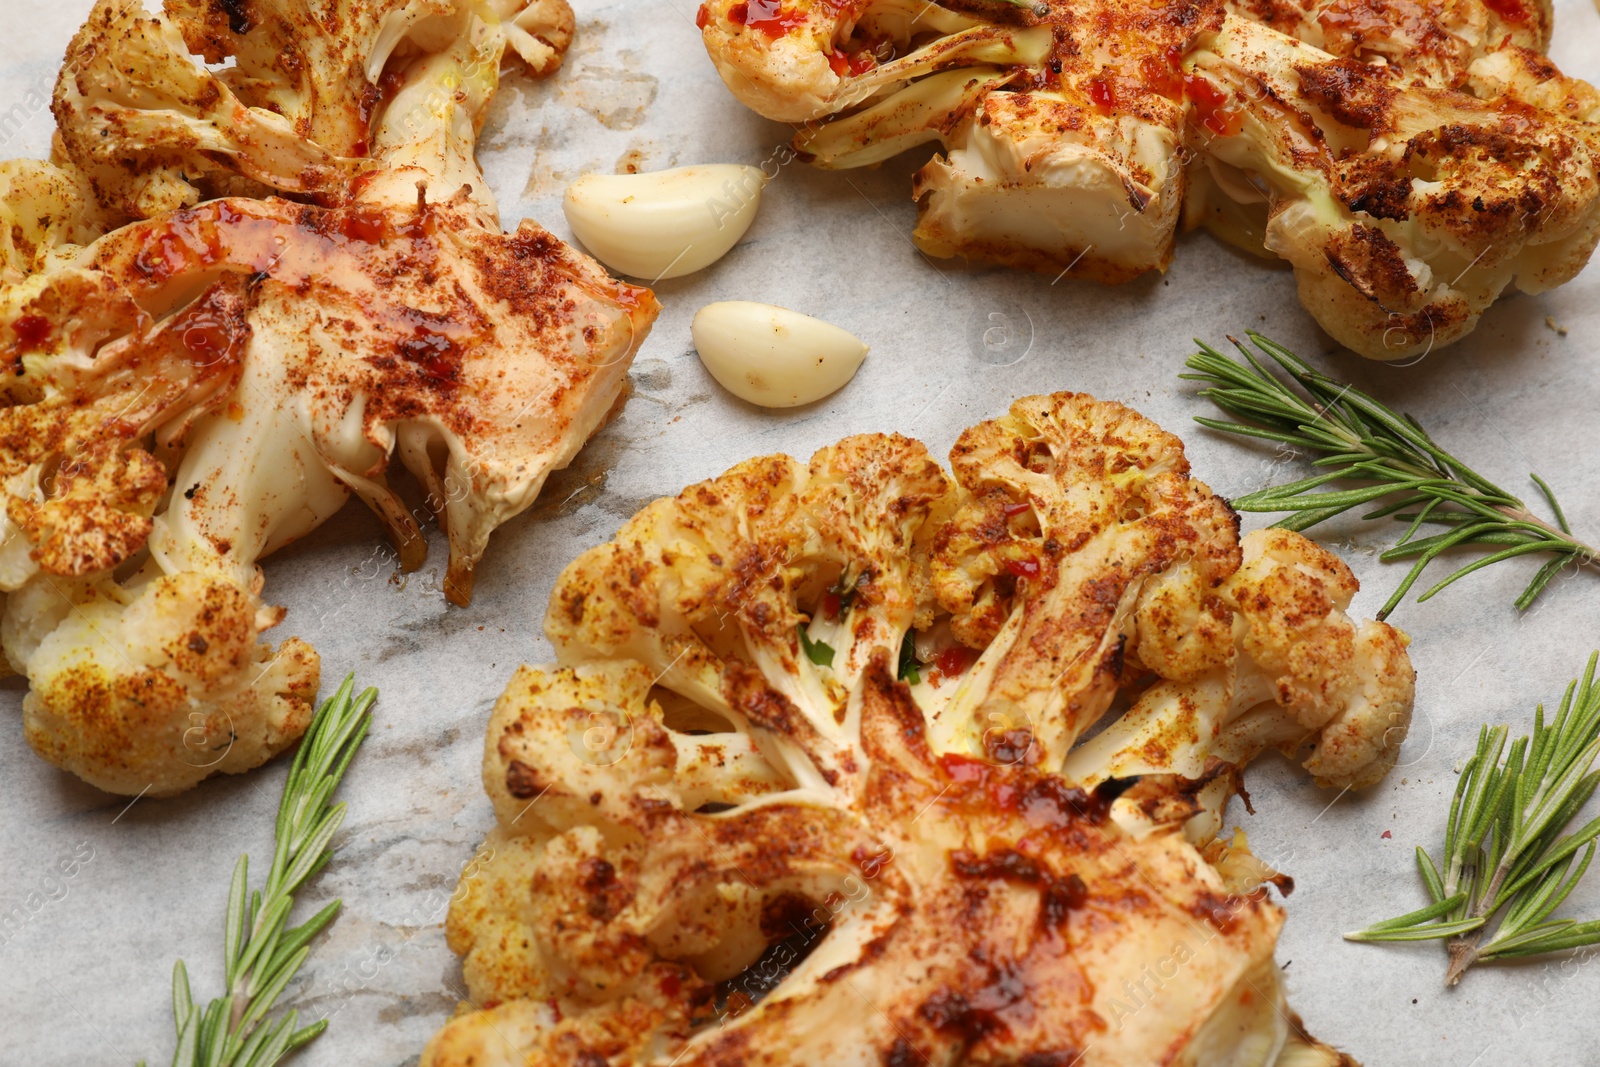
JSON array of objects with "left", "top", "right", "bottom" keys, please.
[
  {"left": 0, "top": 0, "right": 658, "bottom": 796},
  {"left": 697, "top": 0, "right": 1600, "bottom": 359},
  {"left": 423, "top": 394, "right": 1414, "bottom": 1067}
]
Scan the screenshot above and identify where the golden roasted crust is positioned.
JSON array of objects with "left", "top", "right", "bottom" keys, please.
[
  {"left": 427, "top": 395, "right": 1403, "bottom": 1066},
  {"left": 698, "top": 0, "right": 1600, "bottom": 356},
  {"left": 2, "top": 0, "right": 646, "bottom": 795},
  {"left": 18, "top": 573, "right": 320, "bottom": 796}
]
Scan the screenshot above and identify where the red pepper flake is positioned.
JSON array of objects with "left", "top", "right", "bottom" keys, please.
[
  {"left": 392, "top": 209, "right": 436, "bottom": 241},
  {"left": 182, "top": 324, "right": 229, "bottom": 362},
  {"left": 397, "top": 328, "right": 460, "bottom": 386},
  {"left": 828, "top": 49, "right": 876, "bottom": 76},
  {"left": 935, "top": 645, "right": 978, "bottom": 677},
  {"left": 340, "top": 207, "right": 387, "bottom": 244},
  {"left": 695, "top": 2, "right": 711, "bottom": 27},
  {"left": 822, "top": 592, "right": 842, "bottom": 619},
  {"left": 1140, "top": 51, "right": 1184, "bottom": 101},
  {"left": 12, "top": 314, "right": 50, "bottom": 349},
  {"left": 730, "top": 0, "right": 806, "bottom": 36},
  {"left": 1002, "top": 500, "right": 1031, "bottom": 517},
  {"left": 1380, "top": 830, "right": 1393, "bottom": 839},
  {"left": 939, "top": 753, "right": 988, "bottom": 784},
  {"left": 134, "top": 231, "right": 192, "bottom": 282},
  {"left": 545, "top": 997, "right": 562, "bottom": 1022},
  {"left": 1005, "top": 557, "right": 1042, "bottom": 579},
  {"left": 661, "top": 973, "right": 682, "bottom": 997},
  {"left": 989, "top": 780, "right": 1021, "bottom": 809},
  {"left": 1483, "top": 0, "right": 1528, "bottom": 21},
  {"left": 1184, "top": 73, "right": 1242, "bottom": 137},
  {"left": 1087, "top": 76, "right": 1116, "bottom": 114}
]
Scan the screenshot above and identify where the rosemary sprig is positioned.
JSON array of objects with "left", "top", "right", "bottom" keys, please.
[
  {"left": 1346, "top": 654, "right": 1600, "bottom": 984},
  {"left": 1182, "top": 333, "right": 1597, "bottom": 619},
  {"left": 141, "top": 676, "right": 376, "bottom": 1067}
]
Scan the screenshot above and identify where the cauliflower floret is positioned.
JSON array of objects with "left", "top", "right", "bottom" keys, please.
[
  {"left": 52, "top": 0, "right": 378, "bottom": 220},
  {"left": 927, "top": 394, "right": 1242, "bottom": 765},
  {"left": 1223, "top": 0, "right": 1554, "bottom": 90},
  {"left": 426, "top": 395, "right": 1407, "bottom": 1066},
  {"left": 1, "top": 0, "right": 659, "bottom": 794},
  {"left": 10, "top": 572, "right": 318, "bottom": 796},
  {"left": 700, "top": 0, "right": 1051, "bottom": 123},
  {"left": 698, "top": 0, "right": 1600, "bottom": 357},
  {"left": 546, "top": 434, "right": 954, "bottom": 792},
  {"left": 1064, "top": 528, "right": 1417, "bottom": 791},
  {"left": 908, "top": 76, "right": 1192, "bottom": 282},
  {"left": 1183, "top": 15, "right": 1600, "bottom": 359},
  {"left": 0, "top": 160, "right": 112, "bottom": 281}
]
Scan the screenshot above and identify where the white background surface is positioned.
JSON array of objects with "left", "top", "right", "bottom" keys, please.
[{"left": 2, "top": 1, "right": 1598, "bottom": 1063}]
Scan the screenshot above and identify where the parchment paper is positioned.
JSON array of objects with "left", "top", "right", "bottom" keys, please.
[{"left": 3, "top": 1, "right": 1598, "bottom": 1062}]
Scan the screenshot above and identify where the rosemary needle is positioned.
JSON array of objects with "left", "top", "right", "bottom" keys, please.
[
  {"left": 1347, "top": 654, "right": 1600, "bottom": 984},
  {"left": 1182, "top": 333, "right": 1597, "bottom": 619},
  {"left": 139, "top": 676, "right": 376, "bottom": 1067}
]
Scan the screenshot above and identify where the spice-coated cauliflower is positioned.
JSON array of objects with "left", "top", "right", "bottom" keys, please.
[
  {"left": 423, "top": 394, "right": 1414, "bottom": 1066},
  {"left": 0, "top": 0, "right": 657, "bottom": 796},
  {"left": 696, "top": 0, "right": 1600, "bottom": 359}
]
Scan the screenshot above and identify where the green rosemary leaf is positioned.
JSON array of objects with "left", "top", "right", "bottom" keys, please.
[
  {"left": 1417, "top": 847, "right": 1446, "bottom": 906},
  {"left": 1190, "top": 416, "right": 1311, "bottom": 448},
  {"left": 1414, "top": 542, "right": 1564, "bottom": 603},
  {"left": 1347, "top": 913, "right": 1485, "bottom": 943},
  {"left": 1481, "top": 920, "right": 1600, "bottom": 958},
  {"left": 1185, "top": 335, "right": 1597, "bottom": 615},
  {"left": 242, "top": 1012, "right": 299, "bottom": 1067},
  {"left": 1479, "top": 919, "right": 1580, "bottom": 957},
  {"left": 1531, "top": 473, "right": 1573, "bottom": 534},
  {"left": 1363, "top": 495, "right": 1433, "bottom": 522},
  {"left": 284, "top": 1019, "right": 328, "bottom": 1053},
  {"left": 173, "top": 1010, "right": 199, "bottom": 1067},
  {"left": 237, "top": 946, "right": 310, "bottom": 1038},
  {"left": 224, "top": 858, "right": 248, "bottom": 984},
  {"left": 261, "top": 900, "right": 342, "bottom": 983},
  {"left": 172, "top": 961, "right": 193, "bottom": 1040},
  {"left": 1346, "top": 892, "right": 1474, "bottom": 938},
  {"left": 1272, "top": 505, "right": 1360, "bottom": 534}
]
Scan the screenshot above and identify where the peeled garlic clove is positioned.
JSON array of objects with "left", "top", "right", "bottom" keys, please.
[
  {"left": 562, "top": 164, "right": 765, "bottom": 280},
  {"left": 692, "top": 302, "right": 869, "bottom": 409}
]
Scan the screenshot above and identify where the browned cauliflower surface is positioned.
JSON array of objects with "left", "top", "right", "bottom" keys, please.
[
  {"left": 423, "top": 394, "right": 1414, "bottom": 1066},
  {"left": 0, "top": 0, "right": 659, "bottom": 796},
  {"left": 695, "top": 0, "right": 1600, "bottom": 359}
]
